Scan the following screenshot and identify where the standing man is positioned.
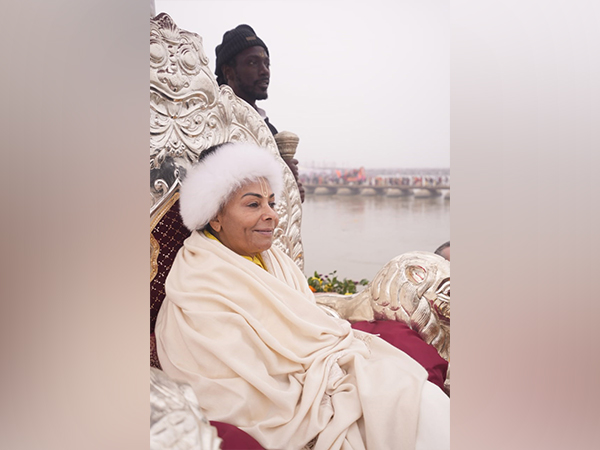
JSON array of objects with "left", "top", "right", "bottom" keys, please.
[{"left": 215, "top": 24, "right": 305, "bottom": 202}]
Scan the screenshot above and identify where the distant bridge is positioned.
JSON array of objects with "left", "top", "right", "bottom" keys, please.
[{"left": 302, "top": 183, "right": 450, "bottom": 197}]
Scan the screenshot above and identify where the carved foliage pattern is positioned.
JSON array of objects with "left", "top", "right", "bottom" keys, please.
[
  {"left": 151, "top": 367, "right": 223, "bottom": 450},
  {"left": 150, "top": 13, "right": 211, "bottom": 96}
]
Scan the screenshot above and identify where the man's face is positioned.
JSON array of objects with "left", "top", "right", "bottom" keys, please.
[{"left": 224, "top": 46, "right": 270, "bottom": 105}]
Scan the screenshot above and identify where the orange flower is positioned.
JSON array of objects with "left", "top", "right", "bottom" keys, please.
[{"left": 309, "top": 285, "right": 316, "bottom": 292}]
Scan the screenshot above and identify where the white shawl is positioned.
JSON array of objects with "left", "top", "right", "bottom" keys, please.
[{"left": 156, "top": 231, "right": 446, "bottom": 450}]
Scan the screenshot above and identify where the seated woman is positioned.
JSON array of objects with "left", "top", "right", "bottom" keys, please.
[{"left": 155, "top": 142, "right": 449, "bottom": 450}]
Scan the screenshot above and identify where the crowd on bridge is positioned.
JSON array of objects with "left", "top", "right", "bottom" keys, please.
[{"left": 299, "top": 169, "right": 450, "bottom": 188}]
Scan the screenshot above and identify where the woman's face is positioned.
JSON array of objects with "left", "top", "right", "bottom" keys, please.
[{"left": 209, "top": 178, "right": 279, "bottom": 258}]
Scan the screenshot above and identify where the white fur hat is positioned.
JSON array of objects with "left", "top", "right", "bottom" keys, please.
[{"left": 179, "top": 142, "right": 284, "bottom": 231}]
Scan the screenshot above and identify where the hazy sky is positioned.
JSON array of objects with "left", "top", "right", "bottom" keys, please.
[{"left": 154, "top": 0, "right": 449, "bottom": 169}]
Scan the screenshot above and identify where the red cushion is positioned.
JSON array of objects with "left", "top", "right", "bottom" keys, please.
[
  {"left": 210, "top": 421, "right": 264, "bottom": 450},
  {"left": 351, "top": 320, "right": 448, "bottom": 391}
]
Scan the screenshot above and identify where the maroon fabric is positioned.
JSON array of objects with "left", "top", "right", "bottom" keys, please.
[
  {"left": 210, "top": 421, "right": 264, "bottom": 450},
  {"left": 351, "top": 320, "right": 448, "bottom": 391},
  {"left": 151, "top": 199, "right": 190, "bottom": 333},
  {"left": 150, "top": 332, "right": 161, "bottom": 370}
]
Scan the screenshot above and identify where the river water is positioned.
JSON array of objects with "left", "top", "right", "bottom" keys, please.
[{"left": 300, "top": 192, "right": 450, "bottom": 282}]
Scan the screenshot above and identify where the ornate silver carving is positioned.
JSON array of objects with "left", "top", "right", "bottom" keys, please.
[
  {"left": 151, "top": 367, "right": 223, "bottom": 450},
  {"left": 315, "top": 251, "right": 450, "bottom": 363},
  {"left": 149, "top": 13, "right": 304, "bottom": 269},
  {"left": 274, "top": 131, "right": 300, "bottom": 160},
  {"left": 272, "top": 131, "right": 304, "bottom": 270}
]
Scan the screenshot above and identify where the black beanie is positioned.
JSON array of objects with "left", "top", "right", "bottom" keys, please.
[{"left": 215, "top": 24, "right": 269, "bottom": 84}]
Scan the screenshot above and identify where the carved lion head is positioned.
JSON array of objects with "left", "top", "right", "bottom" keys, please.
[{"left": 369, "top": 251, "right": 450, "bottom": 360}]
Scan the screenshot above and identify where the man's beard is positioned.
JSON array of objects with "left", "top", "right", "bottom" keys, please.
[
  {"left": 255, "top": 90, "right": 268, "bottom": 100},
  {"left": 240, "top": 82, "right": 268, "bottom": 101},
  {"left": 235, "top": 75, "right": 269, "bottom": 101}
]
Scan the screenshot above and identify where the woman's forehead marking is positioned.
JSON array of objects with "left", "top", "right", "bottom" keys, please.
[
  {"left": 238, "top": 178, "right": 273, "bottom": 199},
  {"left": 258, "top": 177, "right": 269, "bottom": 197}
]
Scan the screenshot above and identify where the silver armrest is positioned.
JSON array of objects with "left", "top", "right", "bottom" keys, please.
[{"left": 315, "top": 251, "right": 450, "bottom": 391}]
